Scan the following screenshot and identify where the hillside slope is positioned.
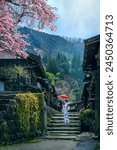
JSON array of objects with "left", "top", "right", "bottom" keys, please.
[
  {"left": 19, "top": 27, "right": 84, "bottom": 58},
  {"left": 19, "top": 27, "right": 84, "bottom": 101}
]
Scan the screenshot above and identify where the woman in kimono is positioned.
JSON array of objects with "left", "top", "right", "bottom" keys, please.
[{"left": 62, "top": 99, "right": 70, "bottom": 124}]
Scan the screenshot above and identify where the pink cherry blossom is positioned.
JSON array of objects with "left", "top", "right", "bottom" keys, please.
[{"left": 0, "top": 0, "right": 58, "bottom": 58}]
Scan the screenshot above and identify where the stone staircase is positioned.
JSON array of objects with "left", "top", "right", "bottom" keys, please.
[{"left": 46, "top": 112, "right": 81, "bottom": 140}]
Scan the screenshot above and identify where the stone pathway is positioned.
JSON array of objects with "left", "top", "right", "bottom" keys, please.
[
  {"left": 0, "top": 139, "right": 97, "bottom": 150},
  {"left": 74, "top": 140, "right": 97, "bottom": 150},
  {"left": 0, "top": 133, "right": 98, "bottom": 150},
  {"left": 74, "top": 132, "right": 97, "bottom": 150},
  {"left": 0, "top": 140, "right": 77, "bottom": 150}
]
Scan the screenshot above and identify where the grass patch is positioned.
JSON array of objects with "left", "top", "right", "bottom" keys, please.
[{"left": 28, "top": 138, "right": 44, "bottom": 143}]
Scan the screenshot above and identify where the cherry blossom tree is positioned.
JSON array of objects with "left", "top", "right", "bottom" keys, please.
[{"left": 0, "top": 0, "right": 58, "bottom": 58}]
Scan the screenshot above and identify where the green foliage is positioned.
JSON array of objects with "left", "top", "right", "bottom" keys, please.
[
  {"left": 0, "top": 66, "right": 28, "bottom": 79},
  {"left": 56, "top": 52, "right": 68, "bottom": 64},
  {"left": 56, "top": 52, "right": 70, "bottom": 75},
  {"left": 46, "top": 53, "right": 84, "bottom": 101},
  {"left": 80, "top": 109, "right": 95, "bottom": 132},
  {"left": 20, "top": 27, "right": 84, "bottom": 103},
  {"left": 15, "top": 93, "right": 44, "bottom": 138},
  {"left": 13, "top": 66, "right": 29, "bottom": 77},
  {"left": 0, "top": 66, "right": 15, "bottom": 78},
  {"left": 0, "top": 93, "right": 44, "bottom": 144},
  {"left": 46, "top": 72, "right": 60, "bottom": 86},
  {"left": 70, "top": 53, "right": 84, "bottom": 86},
  {"left": 46, "top": 56, "right": 59, "bottom": 74},
  {"left": 72, "top": 53, "right": 81, "bottom": 69},
  {"left": 72, "top": 87, "right": 82, "bottom": 101},
  {"left": 20, "top": 27, "right": 84, "bottom": 57},
  {"left": 28, "top": 138, "right": 44, "bottom": 143},
  {"left": 19, "top": 27, "right": 85, "bottom": 102},
  {"left": 46, "top": 53, "right": 70, "bottom": 78},
  {"left": 80, "top": 109, "right": 93, "bottom": 119}
]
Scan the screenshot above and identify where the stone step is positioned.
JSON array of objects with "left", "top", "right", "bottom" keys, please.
[
  {"left": 55, "top": 112, "right": 79, "bottom": 115},
  {"left": 48, "top": 123, "right": 81, "bottom": 127},
  {"left": 50, "top": 120, "right": 80, "bottom": 123},
  {"left": 45, "top": 135, "right": 76, "bottom": 140},
  {"left": 47, "top": 133, "right": 78, "bottom": 136},
  {"left": 47, "top": 127, "right": 80, "bottom": 131},
  {"left": 47, "top": 112, "right": 81, "bottom": 139},
  {"left": 48, "top": 130, "right": 80, "bottom": 135},
  {"left": 51, "top": 116, "right": 80, "bottom": 120},
  {"left": 55, "top": 113, "right": 79, "bottom": 116},
  {"left": 55, "top": 114, "right": 80, "bottom": 117}
]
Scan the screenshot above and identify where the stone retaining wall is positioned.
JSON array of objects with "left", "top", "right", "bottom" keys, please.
[{"left": 0, "top": 92, "right": 44, "bottom": 144}]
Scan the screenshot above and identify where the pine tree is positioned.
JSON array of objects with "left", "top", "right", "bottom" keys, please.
[
  {"left": 56, "top": 52, "right": 70, "bottom": 75},
  {"left": 72, "top": 53, "right": 81, "bottom": 69},
  {"left": 46, "top": 56, "right": 59, "bottom": 75}
]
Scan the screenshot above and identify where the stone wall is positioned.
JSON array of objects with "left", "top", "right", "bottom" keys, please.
[
  {"left": 0, "top": 92, "right": 45, "bottom": 144},
  {"left": 46, "top": 105, "right": 58, "bottom": 128}
]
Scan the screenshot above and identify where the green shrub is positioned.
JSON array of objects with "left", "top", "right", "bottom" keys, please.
[
  {"left": 0, "top": 92, "right": 45, "bottom": 144},
  {"left": 80, "top": 109, "right": 95, "bottom": 132},
  {"left": 15, "top": 93, "right": 44, "bottom": 138}
]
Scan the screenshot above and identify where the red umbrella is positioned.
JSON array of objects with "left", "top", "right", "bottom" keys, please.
[{"left": 57, "top": 95, "right": 70, "bottom": 99}]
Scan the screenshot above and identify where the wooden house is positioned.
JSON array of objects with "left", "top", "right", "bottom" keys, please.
[
  {"left": 82, "top": 35, "right": 100, "bottom": 136},
  {"left": 0, "top": 52, "right": 57, "bottom": 107}
]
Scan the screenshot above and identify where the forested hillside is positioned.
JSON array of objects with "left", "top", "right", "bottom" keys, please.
[
  {"left": 20, "top": 27, "right": 84, "bottom": 58},
  {"left": 20, "top": 27, "right": 84, "bottom": 101},
  {"left": 45, "top": 52, "right": 84, "bottom": 101}
]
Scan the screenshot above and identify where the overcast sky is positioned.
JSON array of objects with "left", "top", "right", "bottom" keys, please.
[{"left": 44, "top": 0, "right": 100, "bottom": 39}]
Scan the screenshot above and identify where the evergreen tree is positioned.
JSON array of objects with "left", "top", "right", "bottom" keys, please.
[
  {"left": 56, "top": 52, "right": 70, "bottom": 75},
  {"left": 72, "top": 53, "right": 81, "bottom": 69},
  {"left": 46, "top": 56, "right": 59, "bottom": 74}
]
